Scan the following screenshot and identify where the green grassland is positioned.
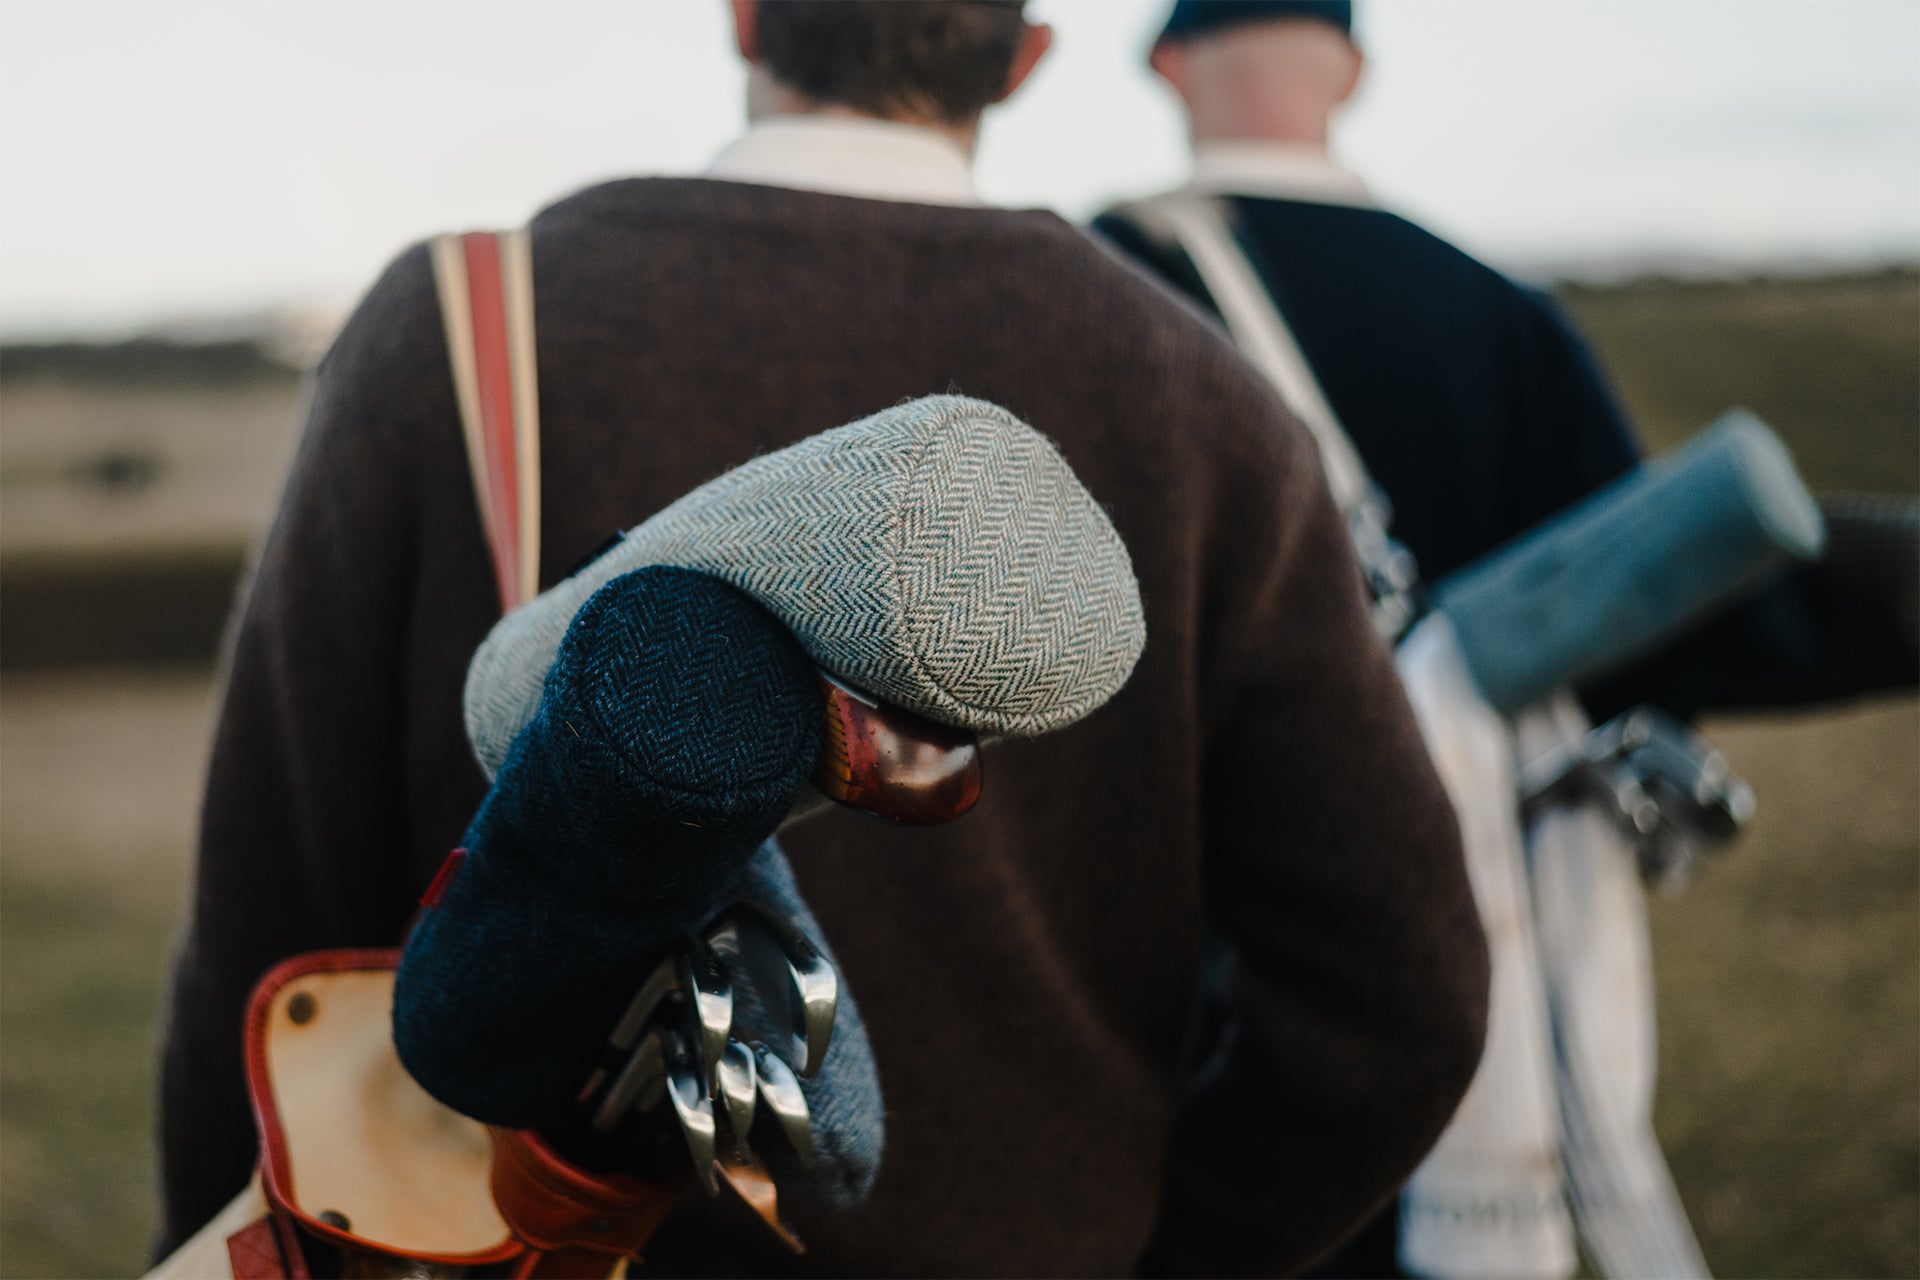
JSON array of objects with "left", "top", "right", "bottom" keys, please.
[
  {"left": 1, "top": 672, "right": 208, "bottom": 1278},
  {"left": 0, "top": 270, "right": 1915, "bottom": 1278},
  {"left": 1560, "top": 267, "right": 1919, "bottom": 486}
]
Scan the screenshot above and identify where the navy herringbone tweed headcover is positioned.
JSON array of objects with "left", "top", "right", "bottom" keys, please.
[{"left": 394, "top": 565, "right": 820, "bottom": 1129}]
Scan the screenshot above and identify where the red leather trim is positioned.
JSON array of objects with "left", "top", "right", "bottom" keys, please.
[
  {"left": 420, "top": 848, "right": 467, "bottom": 908},
  {"left": 226, "top": 1216, "right": 287, "bottom": 1279},
  {"left": 463, "top": 231, "right": 522, "bottom": 613},
  {"left": 242, "top": 948, "right": 524, "bottom": 1268},
  {"left": 269, "top": 1211, "right": 309, "bottom": 1280},
  {"left": 489, "top": 1127, "right": 685, "bottom": 1257}
]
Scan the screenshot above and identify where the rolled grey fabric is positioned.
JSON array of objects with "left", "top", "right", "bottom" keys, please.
[
  {"left": 466, "top": 395, "right": 1146, "bottom": 778},
  {"left": 1431, "top": 410, "right": 1825, "bottom": 715}
]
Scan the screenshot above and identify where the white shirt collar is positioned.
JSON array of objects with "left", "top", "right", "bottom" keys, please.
[
  {"left": 706, "top": 116, "right": 980, "bottom": 207},
  {"left": 1187, "top": 140, "right": 1376, "bottom": 209}
]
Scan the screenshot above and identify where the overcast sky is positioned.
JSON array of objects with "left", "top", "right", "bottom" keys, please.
[{"left": 2, "top": 0, "right": 1916, "bottom": 339}]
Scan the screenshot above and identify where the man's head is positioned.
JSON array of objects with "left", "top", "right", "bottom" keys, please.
[
  {"left": 730, "top": 0, "right": 1052, "bottom": 145},
  {"left": 1150, "top": 0, "right": 1363, "bottom": 149}
]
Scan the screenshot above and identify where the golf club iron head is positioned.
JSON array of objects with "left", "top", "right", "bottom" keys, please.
[
  {"left": 1518, "top": 704, "right": 1756, "bottom": 888},
  {"left": 660, "top": 1025, "right": 719, "bottom": 1194},
  {"left": 706, "top": 906, "right": 837, "bottom": 1078},
  {"left": 681, "top": 939, "right": 734, "bottom": 1090},
  {"left": 591, "top": 1021, "right": 667, "bottom": 1132},
  {"left": 715, "top": 1039, "right": 759, "bottom": 1165},
  {"left": 609, "top": 953, "right": 685, "bottom": 1051},
  {"left": 582, "top": 950, "right": 684, "bottom": 1121},
  {"left": 751, "top": 1041, "right": 816, "bottom": 1169},
  {"left": 576, "top": 910, "right": 840, "bottom": 1193}
]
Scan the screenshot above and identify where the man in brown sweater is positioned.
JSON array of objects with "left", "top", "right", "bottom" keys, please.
[{"left": 157, "top": 2, "right": 1488, "bottom": 1273}]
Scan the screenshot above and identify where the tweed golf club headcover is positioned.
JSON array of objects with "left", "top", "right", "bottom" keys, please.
[
  {"left": 464, "top": 395, "right": 1146, "bottom": 779},
  {"left": 394, "top": 566, "right": 819, "bottom": 1128}
]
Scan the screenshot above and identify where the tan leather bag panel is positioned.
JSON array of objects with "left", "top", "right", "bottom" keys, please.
[{"left": 262, "top": 968, "right": 511, "bottom": 1256}]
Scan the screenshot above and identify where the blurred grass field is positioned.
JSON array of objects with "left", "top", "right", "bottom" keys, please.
[{"left": 0, "top": 270, "right": 1915, "bottom": 1278}]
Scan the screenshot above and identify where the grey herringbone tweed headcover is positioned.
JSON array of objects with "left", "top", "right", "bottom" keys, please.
[{"left": 465, "top": 395, "right": 1145, "bottom": 779}]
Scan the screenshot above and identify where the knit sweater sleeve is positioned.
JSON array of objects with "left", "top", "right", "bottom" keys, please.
[
  {"left": 153, "top": 245, "right": 447, "bottom": 1255},
  {"left": 1143, "top": 373, "right": 1490, "bottom": 1276}
]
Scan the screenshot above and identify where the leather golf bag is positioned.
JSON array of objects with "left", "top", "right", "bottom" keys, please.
[{"left": 149, "top": 230, "right": 1147, "bottom": 1279}]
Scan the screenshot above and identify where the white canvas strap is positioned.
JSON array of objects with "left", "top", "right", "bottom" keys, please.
[
  {"left": 1521, "top": 702, "right": 1712, "bottom": 1280},
  {"left": 1123, "top": 194, "right": 1374, "bottom": 520},
  {"left": 1394, "top": 618, "right": 1577, "bottom": 1279},
  {"left": 432, "top": 229, "right": 542, "bottom": 614}
]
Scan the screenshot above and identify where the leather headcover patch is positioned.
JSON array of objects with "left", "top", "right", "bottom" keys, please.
[{"left": 243, "top": 950, "right": 520, "bottom": 1265}]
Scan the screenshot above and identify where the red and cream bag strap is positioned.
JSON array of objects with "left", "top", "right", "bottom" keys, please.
[
  {"left": 145, "top": 232, "right": 668, "bottom": 1280},
  {"left": 431, "top": 228, "right": 543, "bottom": 613}
]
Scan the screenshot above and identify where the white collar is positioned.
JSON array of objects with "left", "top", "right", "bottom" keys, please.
[
  {"left": 706, "top": 116, "right": 979, "bottom": 207},
  {"left": 1187, "top": 140, "right": 1376, "bottom": 209}
]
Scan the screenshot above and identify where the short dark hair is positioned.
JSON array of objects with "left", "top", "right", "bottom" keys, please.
[{"left": 756, "top": 1, "right": 1029, "bottom": 127}]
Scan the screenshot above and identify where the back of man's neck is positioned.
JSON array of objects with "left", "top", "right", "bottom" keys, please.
[
  {"left": 749, "top": 71, "right": 978, "bottom": 155},
  {"left": 1189, "top": 119, "right": 1330, "bottom": 150},
  {"left": 1197, "top": 135, "right": 1328, "bottom": 158}
]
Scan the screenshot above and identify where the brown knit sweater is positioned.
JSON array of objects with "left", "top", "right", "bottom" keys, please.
[{"left": 158, "top": 178, "right": 1488, "bottom": 1277}]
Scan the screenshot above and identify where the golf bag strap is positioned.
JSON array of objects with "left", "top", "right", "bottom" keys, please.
[
  {"left": 432, "top": 228, "right": 543, "bottom": 613},
  {"left": 1113, "top": 193, "right": 1374, "bottom": 519},
  {"left": 1113, "top": 194, "right": 1423, "bottom": 638},
  {"left": 432, "top": 231, "right": 704, "bottom": 1274}
]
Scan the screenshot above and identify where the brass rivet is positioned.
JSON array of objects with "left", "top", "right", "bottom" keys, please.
[
  {"left": 287, "top": 992, "right": 317, "bottom": 1025},
  {"left": 317, "top": 1209, "right": 351, "bottom": 1231}
]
